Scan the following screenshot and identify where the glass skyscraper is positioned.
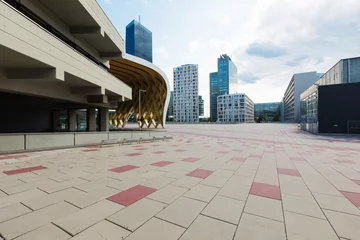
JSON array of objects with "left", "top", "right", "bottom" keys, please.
[
  {"left": 125, "top": 20, "right": 153, "bottom": 63},
  {"left": 209, "top": 54, "right": 238, "bottom": 121}
]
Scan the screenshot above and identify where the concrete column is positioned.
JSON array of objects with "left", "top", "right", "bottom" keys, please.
[
  {"left": 52, "top": 111, "right": 61, "bottom": 132},
  {"left": 69, "top": 110, "right": 77, "bottom": 132},
  {"left": 99, "top": 108, "right": 109, "bottom": 132},
  {"left": 88, "top": 108, "right": 96, "bottom": 132}
]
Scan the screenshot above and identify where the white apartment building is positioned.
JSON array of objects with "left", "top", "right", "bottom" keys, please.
[
  {"left": 173, "top": 64, "right": 199, "bottom": 122},
  {"left": 217, "top": 93, "right": 254, "bottom": 123}
]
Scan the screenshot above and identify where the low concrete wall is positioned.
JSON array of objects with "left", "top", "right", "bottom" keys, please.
[
  {"left": 74, "top": 133, "right": 108, "bottom": 145},
  {"left": 0, "top": 130, "right": 168, "bottom": 154},
  {"left": 26, "top": 133, "right": 74, "bottom": 150},
  {"left": 0, "top": 134, "right": 24, "bottom": 152}
]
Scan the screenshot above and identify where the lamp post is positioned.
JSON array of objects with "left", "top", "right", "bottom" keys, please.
[{"left": 139, "top": 89, "right": 146, "bottom": 123}]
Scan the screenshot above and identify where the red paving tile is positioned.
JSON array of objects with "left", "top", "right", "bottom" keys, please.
[
  {"left": 277, "top": 168, "right": 301, "bottom": 177},
  {"left": 187, "top": 169, "right": 213, "bottom": 179},
  {"left": 217, "top": 151, "right": 229, "bottom": 154},
  {"left": 341, "top": 191, "right": 360, "bottom": 207},
  {"left": 353, "top": 180, "right": 360, "bottom": 185},
  {"left": 249, "top": 154, "right": 262, "bottom": 158},
  {"left": 153, "top": 151, "right": 166, "bottom": 154},
  {"left": 125, "top": 153, "right": 142, "bottom": 157},
  {"left": 107, "top": 185, "right": 157, "bottom": 206},
  {"left": 0, "top": 155, "right": 27, "bottom": 161},
  {"left": 182, "top": 157, "right": 200, "bottom": 162},
  {"left": 336, "top": 160, "right": 355, "bottom": 164},
  {"left": 174, "top": 149, "right": 186, "bottom": 152},
  {"left": 82, "top": 149, "right": 99, "bottom": 152},
  {"left": 250, "top": 182, "right": 281, "bottom": 200},
  {"left": 290, "top": 157, "right": 305, "bottom": 161},
  {"left": 4, "top": 166, "right": 47, "bottom": 175},
  {"left": 109, "top": 165, "right": 139, "bottom": 173},
  {"left": 232, "top": 149, "right": 243, "bottom": 152},
  {"left": 151, "top": 161, "right": 174, "bottom": 167},
  {"left": 231, "top": 157, "right": 247, "bottom": 162}
]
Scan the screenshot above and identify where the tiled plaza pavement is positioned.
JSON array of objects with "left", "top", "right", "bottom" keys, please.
[{"left": 1, "top": 124, "right": 360, "bottom": 240}]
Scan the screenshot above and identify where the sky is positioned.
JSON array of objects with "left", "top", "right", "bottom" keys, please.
[{"left": 98, "top": 0, "right": 360, "bottom": 117}]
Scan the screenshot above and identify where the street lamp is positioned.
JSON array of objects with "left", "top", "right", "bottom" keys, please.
[{"left": 139, "top": 89, "right": 146, "bottom": 123}]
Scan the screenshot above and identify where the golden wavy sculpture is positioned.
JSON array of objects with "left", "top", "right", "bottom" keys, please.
[{"left": 108, "top": 56, "right": 169, "bottom": 128}]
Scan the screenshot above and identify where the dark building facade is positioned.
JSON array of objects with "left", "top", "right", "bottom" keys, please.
[
  {"left": 209, "top": 54, "right": 237, "bottom": 121},
  {"left": 126, "top": 20, "right": 153, "bottom": 62},
  {"left": 301, "top": 57, "right": 360, "bottom": 134},
  {"left": 254, "top": 102, "right": 280, "bottom": 122}
]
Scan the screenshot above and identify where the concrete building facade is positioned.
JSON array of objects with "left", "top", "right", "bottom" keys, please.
[
  {"left": 281, "top": 72, "right": 318, "bottom": 123},
  {"left": 0, "top": 0, "right": 169, "bottom": 152},
  {"left": 199, "top": 95, "right": 204, "bottom": 117},
  {"left": 173, "top": 64, "right": 199, "bottom": 122},
  {"left": 217, "top": 94, "right": 254, "bottom": 123}
]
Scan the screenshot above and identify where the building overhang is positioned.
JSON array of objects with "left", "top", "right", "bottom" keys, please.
[
  {"left": 108, "top": 54, "right": 170, "bottom": 128},
  {"left": 38, "top": 0, "right": 124, "bottom": 57}
]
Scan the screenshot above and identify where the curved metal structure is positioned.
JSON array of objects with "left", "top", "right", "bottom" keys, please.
[{"left": 109, "top": 54, "right": 170, "bottom": 128}]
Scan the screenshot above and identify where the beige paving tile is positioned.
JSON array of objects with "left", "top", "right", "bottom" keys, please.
[
  {"left": 254, "top": 174, "right": 279, "bottom": 186},
  {"left": 279, "top": 174, "right": 305, "bottom": 185},
  {"left": 164, "top": 169, "right": 189, "bottom": 179},
  {"left": 0, "top": 190, "right": 7, "bottom": 198},
  {"left": 234, "top": 213, "right": 286, "bottom": 240},
  {"left": 147, "top": 184, "right": 188, "bottom": 204},
  {"left": 284, "top": 211, "right": 339, "bottom": 240},
  {"left": 324, "top": 209, "right": 360, "bottom": 240},
  {"left": 282, "top": 193, "right": 325, "bottom": 219},
  {"left": 201, "top": 174, "right": 231, "bottom": 188},
  {"left": 218, "top": 182, "right": 251, "bottom": 201},
  {"left": 184, "top": 184, "right": 219, "bottom": 202},
  {"left": 66, "top": 186, "right": 118, "bottom": 208},
  {"left": 179, "top": 215, "right": 236, "bottom": 240},
  {"left": 39, "top": 178, "right": 88, "bottom": 193},
  {"left": 107, "top": 198, "right": 166, "bottom": 231},
  {"left": 331, "top": 181, "right": 360, "bottom": 193},
  {"left": 314, "top": 192, "right": 360, "bottom": 215},
  {"left": 244, "top": 195, "right": 283, "bottom": 222},
  {"left": 279, "top": 184, "right": 313, "bottom": 198},
  {"left": 0, "top": 203, "right": 32, "bottom": 223},
  {"left": 141, "top": 176, "right": 175, "bottom": 189},
  {"left": 107, "top": 177, "right": 146, "bottom": 190},
  {"left": 202, "top": 195, "right": 244, "bottom": 224},
  {"left": 171, "top": 176, "right": 202, "bottom": 189},
  {"left": 139, "top": 170, "right": 165, "bottom": 180},
  {"left": 54, "top": 200, "right": 123, "bottom": 236},
  {"left": 125, "top": 217, "right": 185, "bottom": 240},
  {"left": 156, "top": 196, "right": 206, "bottom": 228},
  {"left": 1, "top": 178, "right": 56, "bottom": 194},
  {"left": 0, "top": 202, "right": 78, "bottom": 240},
  {"left": 226, "top": 175, "right": 254, "bottom": 187},
  {"left": 0, "top": 188, "right": 47, "bottom": 208},
  {"left": 70, "top": 220, "right": 131, "bottom": 240},
  {"left": 74, "top": 177, "right": 119, "bottom": 192},
  {"left": 15, "top": 224, "right": 70, "bottom": 240},
  {"left": 221, "top": 161, "right": 243, "bottom": 171},
  {"left": 22, "top": 188, "right": 84, "bottom": 210}
]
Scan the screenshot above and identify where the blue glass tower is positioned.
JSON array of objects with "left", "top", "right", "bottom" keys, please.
[
  {"left": 125, "top": 20, "right": 153, "bottom": 63},
  {"left": 209, "top": 54, "right": 238, "bottom": 121}
]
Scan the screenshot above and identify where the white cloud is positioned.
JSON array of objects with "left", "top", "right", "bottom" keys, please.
[
  {"left": 103, "top": 0, "right": 112, "bottom": 4},
  {"left": 154, "top": 47, "right": 169, "bottom": 59}
]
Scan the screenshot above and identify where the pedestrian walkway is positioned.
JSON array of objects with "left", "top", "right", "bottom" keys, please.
[{"left": 1, "top": 124, "right": 360, "bottom": 240}]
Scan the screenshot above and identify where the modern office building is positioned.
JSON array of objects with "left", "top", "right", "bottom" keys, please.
[
  {"left": 199, "top": 95, "right": 204, "bottom": 117},
  {"left": 210, "top": 54, "right": 238, "bottom": 122},
  {"left": 173, "top": 64, "right": 199, "bottom": 122},
  {"left": 281, "top": 72, "right": 318, "bottom": 123},
  {"left": 217, "top": 94, "right": 254, "bottom": 123},
  {"left": 125, "top": 19, "right": 153, "bottom": 62},
  {"left": 254, "top": 102, "right": 281, "bottom": 122},
  {"left": 0, "top": 0, "right": 169, "bottom": 153},
  {"left": 300, "top": 57, "right": 360, "bottom": 134}
]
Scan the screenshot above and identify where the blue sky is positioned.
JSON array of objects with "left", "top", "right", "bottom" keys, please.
[{"left": 98, "top": 0, "right": 360, "bottom": 117}]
